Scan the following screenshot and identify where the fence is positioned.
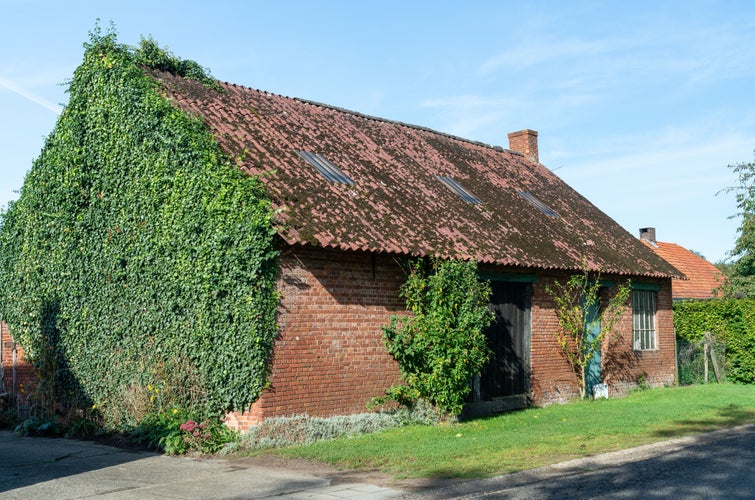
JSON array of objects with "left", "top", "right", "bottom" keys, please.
[{"left": 677, "top": 332, "right": 727, "bottom": 385}]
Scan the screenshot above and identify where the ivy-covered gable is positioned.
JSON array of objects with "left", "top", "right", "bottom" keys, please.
[{"left": 0, "top": 29, "right": 279, "bottom": 425}]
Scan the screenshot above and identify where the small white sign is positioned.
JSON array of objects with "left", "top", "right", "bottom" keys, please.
[{"left": 593, "top": 383, "right": 609, "bottom": 399}]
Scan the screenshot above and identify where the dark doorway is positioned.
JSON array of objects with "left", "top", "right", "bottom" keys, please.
[{"left": 471, "top": 280, "right": 531, "bottom": 414}]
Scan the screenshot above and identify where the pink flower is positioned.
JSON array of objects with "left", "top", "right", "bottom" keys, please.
[{"left": 180, "top": 420, "right": 198, "bottom": 432}]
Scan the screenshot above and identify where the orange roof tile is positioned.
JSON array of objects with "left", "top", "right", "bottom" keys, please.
[
  {"left": 152, "top": 70, "right": 682, "bottom": 279},
  {"left": 641, "top": 240, "right": 725, "bottom": 299}
]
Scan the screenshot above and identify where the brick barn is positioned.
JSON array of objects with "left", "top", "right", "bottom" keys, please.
[
  {"left": 1, "top": 69, "right": 683, "bottom": 428},
  {"left": 153, "top": 71, "right": 683, "bottom": 428}
]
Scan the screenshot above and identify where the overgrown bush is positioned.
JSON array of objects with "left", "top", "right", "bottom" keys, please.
[
  {"left": 130, "top": 408, "right": 238, "bottom": 455},
  {"left": 380, "top": 258, "right": 493, "bottom": 416},
  {"left": 674, "top": 299, "right": 755, "bottom": 383},
  {"left": 0, "top": 25, "right": 278, "bottom": 427}
]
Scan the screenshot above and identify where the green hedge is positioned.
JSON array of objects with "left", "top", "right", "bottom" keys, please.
[
  {"left": 674, "top": 299, "right": 755, "bottom": 384},
  {"left": 0, "top": 27, "right": 279, "bottom": 425}
]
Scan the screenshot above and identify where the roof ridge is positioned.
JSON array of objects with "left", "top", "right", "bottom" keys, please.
[
  {"left": 219, "top": 79, "right": 520, "bottom": 157},
  {"left": 295, "top": 96, "right": 517, "bottom": 155}
]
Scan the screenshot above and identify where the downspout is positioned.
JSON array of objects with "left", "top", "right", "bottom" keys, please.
[
  {"left": 13, "top": 343, "right": 17, "bottom": 401},
  {"left": 0, "top": 334, "right": 6, "bottom": 400}
]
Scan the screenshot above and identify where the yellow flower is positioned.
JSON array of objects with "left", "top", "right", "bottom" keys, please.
[
  {"left": 150, "top": 395, "right": 155, "bottom": 402},
  {"left": 147, "top": 384, "right": 153, "bottom": 391},
  {"left": 172, "top": 408, "right": 178, "bottom": 414},
  {"left": 91, "top": 404, "right": 97, "bottom": 410}
]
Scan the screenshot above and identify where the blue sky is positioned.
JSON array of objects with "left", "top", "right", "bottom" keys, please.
[{"left": 2, "top": 1, "right": 754, "bottom": 263}]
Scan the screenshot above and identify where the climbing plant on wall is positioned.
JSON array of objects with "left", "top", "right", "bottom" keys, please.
[
  {"left": 545, "top": 266, "right": 631, "bottom": 399},
  {"left": 381, "top": 258, "right": 493, "bottom": 416},
  {"left": 0, "top": 25, "right": 279, "bottom": 427}
]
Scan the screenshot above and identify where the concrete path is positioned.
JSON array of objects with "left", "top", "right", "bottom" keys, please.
[{"left": 0, "top": 431, "right": 405, "bottom": 499}]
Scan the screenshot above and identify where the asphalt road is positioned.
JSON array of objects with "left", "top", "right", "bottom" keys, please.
[
  {"left": 1, "top": 425, "right": 754, "bottom": 499},
  {"left": 406, "top": 424, "right": 755, "bottom": 499}
]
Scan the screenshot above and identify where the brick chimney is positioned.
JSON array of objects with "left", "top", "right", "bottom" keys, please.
[
  {"left": 508, "top": 129, "right": 539, "bottom": 163},
  {"left": 639, "top": 227, "right": 657, "bottom": 246}
]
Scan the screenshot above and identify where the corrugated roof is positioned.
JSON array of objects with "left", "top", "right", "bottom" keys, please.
[
  {"left": 641, "top": 240, "right": 725, "bottom": 298},
  {"left": 152, "top": 70, "right": 682, "bottom": 279}
]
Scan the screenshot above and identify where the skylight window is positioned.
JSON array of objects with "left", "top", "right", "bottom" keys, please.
[
  {"left": 518, "top": 191, "right": 559, "bottom": 218},
  {"left": 436, "top": 176, "right": 482, "bottom": 204},
  {"left": 297, "top": 150, "right": 355, "bottom": 185}
]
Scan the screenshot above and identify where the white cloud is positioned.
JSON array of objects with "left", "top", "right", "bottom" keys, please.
[
  {"left": 0, "top": 76, "right": 63, "bottom": 114},
  {"left": 477, "top": 36, "right": 608, "bottom": 76}
]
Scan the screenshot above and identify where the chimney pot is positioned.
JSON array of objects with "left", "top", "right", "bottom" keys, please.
[
  {"left": 639, "top": 227, "right": 657, "bottom": 246},
  {"left": 508, "top": 129, "right": 539, "bottom": 163}
]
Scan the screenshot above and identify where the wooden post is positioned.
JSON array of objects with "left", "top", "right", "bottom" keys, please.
[
  {"left": 703, "top": 338, "right": 709, "bottom": 384},
  {"left": 705, "top": 332, "right": 722, "bottom": 383}
]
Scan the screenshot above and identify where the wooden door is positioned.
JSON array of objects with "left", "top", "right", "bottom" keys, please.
[{"left": 479, "top": 281, "right": 531, "bottom": 402}]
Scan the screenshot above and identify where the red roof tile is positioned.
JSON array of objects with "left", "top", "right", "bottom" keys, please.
[
  {"left": 153, "top": 71, "right": 681, "bottom": 279},
  {"left": 641, "top": 240, "right": 725, "bottom": 299}
]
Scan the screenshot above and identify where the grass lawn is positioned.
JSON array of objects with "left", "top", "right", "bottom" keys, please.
[{"left": 269, "top": 384, "right": 755, "bottom": 479}]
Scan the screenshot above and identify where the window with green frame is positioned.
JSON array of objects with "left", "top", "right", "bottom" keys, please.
[{"left": 632, "top": 289, "right": 657, "bottom": 350}]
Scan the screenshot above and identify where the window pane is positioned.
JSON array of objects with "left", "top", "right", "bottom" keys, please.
[{"left": 632, "top": 289, "right": 657, "bottom": 350}]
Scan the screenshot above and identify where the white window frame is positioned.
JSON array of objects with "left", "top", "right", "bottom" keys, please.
[{"left": 632, "top": 289, "right": 657, "bottom": 350}]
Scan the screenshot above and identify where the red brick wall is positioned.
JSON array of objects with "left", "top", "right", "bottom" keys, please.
[
  {"left": 530, "top": 272, "right": 581, "bottom": 404},
  {"left": 530, "top": 273, "right": 675, "bottom": 404},
  {"left": 228, "top": 248, "right": 677, "bottom": 429},
  {"left": 604, "top": 278, "right": 676, "bottom": 395},
  {"left": 227, "top": 246, "right": 407, "bottom": 429},
  {"left": 1, "top": 321, "right": 38, "bottom": 407}
]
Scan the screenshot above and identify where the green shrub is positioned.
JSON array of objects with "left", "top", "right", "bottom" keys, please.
[
  {"left": 14, "top": 416, "right": 62, "bottom": 437},
  {"left": 381, "top": 258, "right": 493, "bottom": 416},
  {"left": 130, "top": 408, "right": 190, "bottom": 453}
]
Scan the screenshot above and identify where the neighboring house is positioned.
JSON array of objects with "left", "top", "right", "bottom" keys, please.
[
  {"left": 639, "top": 227, "right": 725, "bottom": 300},
  {"left": 1, "top": 69, "right": 683, "bottom": 429}
]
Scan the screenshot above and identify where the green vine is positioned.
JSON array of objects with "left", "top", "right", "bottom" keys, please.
[
  {"left": 380, "top": 258, "right": 493, "bottom": 416},
  {"left": 545, "top": 267, "right": 630, "bottom": 399},
  {"left": 0, "top": 25, "right": 278, "bottom": 426}
]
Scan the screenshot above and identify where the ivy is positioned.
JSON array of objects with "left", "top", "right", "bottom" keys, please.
[
  {"left": 674, "top": 299, "right": 755, "bottom": 384},
  {"left": 0, "top": 25, "right": 278, "bottom": 426},
  {"left": 381, "top": 258, "right": 493, "bottom": 416}
]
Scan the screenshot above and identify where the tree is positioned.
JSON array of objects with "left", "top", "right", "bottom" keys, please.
[
  {"left": 721, "top": 152, "right": 755, "bottom": 298},
  {"left": 545, "top": 266, "right": 630, "bottom": 399},
  {"left": 381, "top": 258, "right": 493, "bottom": 416}
]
